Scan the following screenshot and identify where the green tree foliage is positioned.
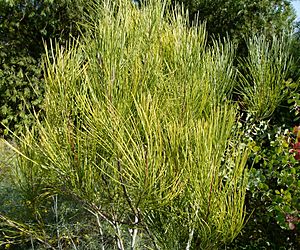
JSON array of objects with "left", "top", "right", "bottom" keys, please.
[
  {"left": 174, "top": 0, "right": 296, "bottom": 42},
  {"left": 0, "top": 0, "right": 85, "bottom": 136}
]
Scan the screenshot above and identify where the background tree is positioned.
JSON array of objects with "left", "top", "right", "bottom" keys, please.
[
  {"left": 0, "top": 0, "right": 85, "bottom": 136},
  {"left": 173, "top": 0, "right": 296, "bottom": 42}
]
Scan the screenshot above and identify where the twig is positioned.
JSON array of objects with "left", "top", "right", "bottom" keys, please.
[
  {"left": 117, "top": 160, "right": 139, "bottom": 218},
  {"left": 142, "top": 216, "right": 160, "bottom": 250},
  {"left": 95, "top": 213, "right": 105, "bottom": 250},
  {"left": 131, "top": 215, "right": 139, "bottom": 250},
  {"left": 52, "top": 195, "right": 62, "bottom": 250},
  {"left": 117, "top": 160, "right": 140, "bottom": 249},
  {"left": 186, "top": 227, "right": 194, "bottom": 250},
  {"left": 114, "top": 220, "right": 125, "bottom": 250},
  {"left": 186, "top": 208, "right": 198, "bottom": 250}
]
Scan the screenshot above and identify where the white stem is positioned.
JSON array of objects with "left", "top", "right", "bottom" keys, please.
[
  {"left": 95, "top": 213, "right": 105, "bottom": 250},
  {"left": 186, "top": 227, "right": 194, "bottom": 250},
  {"left": 31, "top": 236, "right": 35, "bottom": 250},
  {"left": 115, "top": 222, "right": 125, "bottom": 250},
  {"left": 53, "top": 195, "right": 62, "bottom": 250},
  {"left": 187, "top": 207, "right": 199, "bottom": 250},
  {"left": 131, "top": 215, "right": 139, "bottom": 250}
]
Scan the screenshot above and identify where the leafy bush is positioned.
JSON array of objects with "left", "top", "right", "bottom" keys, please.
[
  {"left": 173, "top": 0, "right": 295, "bottom": 43},
  {"left": 0, "top": 0, "right": 86, "bottom": 136},
  {"left": 0, "top": 51, "right": 44, "bottom": 136},
  {"left": 1, "top": 1, "right": 300, "bottom": 249},
  {"left": 229, "top": 114, "right": 300, "bottom": 249}
]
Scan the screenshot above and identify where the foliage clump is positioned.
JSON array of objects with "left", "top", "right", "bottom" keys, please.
[{"left": 0, "top": 1, "right": 250, "bottom": 249}]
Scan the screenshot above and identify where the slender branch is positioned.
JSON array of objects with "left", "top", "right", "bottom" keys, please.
[
  {"left": 186, "top": 207, "right": 199, "bottom": 250},
  {"left": 114, "top": 220, "right": 125, "bottom": 250},
  {"left": 130, "top": 215, "right": 139, "bottom": 250},
  {"left": 117, "top": 160, "right": 140, "bottom": 249},
  {"left": 88, "top": 206, "right": 124, "bottom": 250},
  {"left": 117, "top": 160, "right": 139, "bottom": 218},
  {"left": 186, "top": 227, "right": 194, "bottom": 250},
  {"left": 52, "top": 195, "right": 62, "bottom": 250},
  {"left": 87, "top": 205, "right": 115, "bottom": 228},
  {"left": 95, "top": 213, "right": 105, "bottom": 250},
  {"left": 141, "top": 215, "right": 160, "bottom": 250}
]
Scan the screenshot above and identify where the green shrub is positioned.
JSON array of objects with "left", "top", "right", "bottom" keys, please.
[
  {"left": 0, "top": 51, "right": 44, "bottom": 136},
  {"left": 229, "top": 115, "right": 300, "bottom": 249},
  {"left": 1, "top": 1, "right": 249, "bottom": 249},
  {"left": 237, "top": 35, "right": 292, "bottom": 120},
  {"left": 2, "top": 1, "right": 299, "bottom": 249}
]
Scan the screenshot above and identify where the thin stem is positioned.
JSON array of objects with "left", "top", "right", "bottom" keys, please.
[
  {"left": 114, "top": 220, "right": 125, "bottom": 250},
  {"left": 95, "top": 213, "right": 105, "bottom": 250},
  {"left": 186, "top": 227, "right": 194, "bottom": 250},
  {"left": 30, "top": 236, "right": 35, "bottom": 250},
  {"left": 53, "top": 195, "right": 62, "bottom": 250},
  {"left": 131, "top": 215, "right": 139, "bottom": 250},
  {"left": 186, "top": 207, "right": 198, "bottom": 250},
  {"left": 118, "top": 160, "right": 139, "bottom": 249},
  {"left": 142, "top": 218, "right": 160, "bottom": 250}
]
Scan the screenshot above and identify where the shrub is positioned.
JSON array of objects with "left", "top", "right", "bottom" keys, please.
[
  {"left": 237, "top": 35, "right": 292, "bottom": 120},
  {"left": 229, "top": 115, "right": 300, "bottom": 249},
  {"left": 1, "top": 1, "right": 249, "bottom": 249}
]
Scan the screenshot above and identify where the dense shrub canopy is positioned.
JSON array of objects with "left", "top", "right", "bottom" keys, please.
[
  {"left": 0, "top": 1, "right": 251, "bottom": 249},
  {"left": 0, "top": 0, "right": 297, "bottom": 136}
]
